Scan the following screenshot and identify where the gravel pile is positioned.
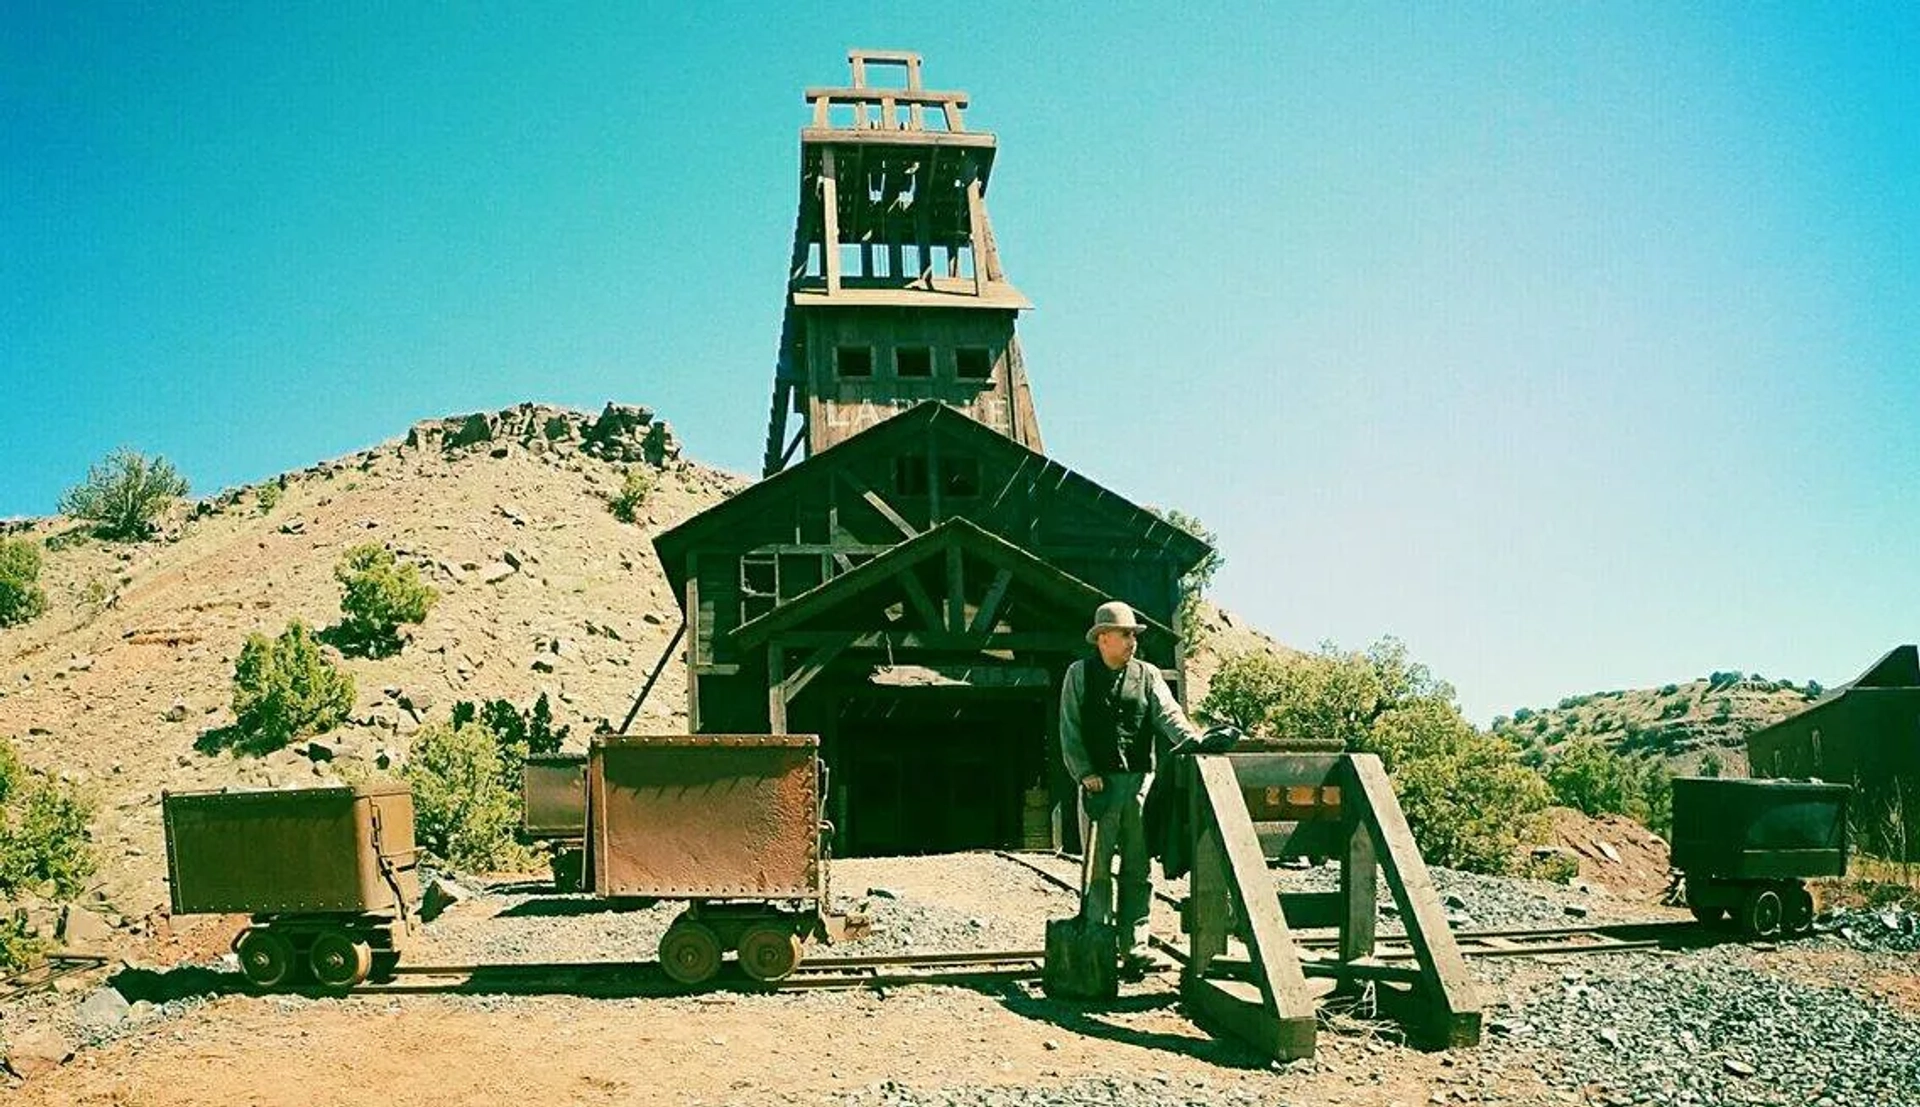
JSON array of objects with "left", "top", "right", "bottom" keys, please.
[
  {"left": 1266, "top": 859, "right": 1662, "bottom": 930},
  {"left": 823, "top": 1074, "right": 1259, "bottom": 1107},
  {"left": 1817, "top": 903, "right": 1920, "bottom": 953},
  {"left": 1486, "top": 945, "right": 1920, "bottom": 1106}
]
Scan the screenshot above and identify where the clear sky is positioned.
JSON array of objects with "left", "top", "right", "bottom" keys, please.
[{"left": 4, "top": 3, "right": 1916, "bottom": 721}]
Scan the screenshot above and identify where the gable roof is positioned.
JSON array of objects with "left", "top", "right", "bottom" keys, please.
[
  {"left": 1851, "top": 644, "right": 1920, "bottom": 690},
  {"left": 730, "top": 515, "right": 1175, "bottom": 648},
  {"left": 652, "top": 401, "right": 1213, "bottom": 598}
]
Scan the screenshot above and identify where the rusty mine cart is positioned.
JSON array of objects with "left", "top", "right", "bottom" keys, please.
[
  {"left": 1670, "top": 776, "right": 1850, "bottom": 938},
  {"left": 522, "top": 752, "right": 589, "bottom": 892},
  {"left": 162, "top": 782, "right": 420, "bottom": 990},
  {"left": 588, "top": 734, "right": 831, "bottom": 986}
]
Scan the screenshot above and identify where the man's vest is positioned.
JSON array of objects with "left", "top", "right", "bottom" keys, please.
[{"left": 1081, "top": 658, "right": 1153, "bottom": 774}]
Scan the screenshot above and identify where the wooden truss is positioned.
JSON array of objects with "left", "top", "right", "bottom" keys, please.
[{"left": 1177, "top": 751, "right": 1481, "bottom": 1059}]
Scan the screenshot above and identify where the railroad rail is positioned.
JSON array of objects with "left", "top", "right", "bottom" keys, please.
[
  {"left": 0, "top": 953, "right": 111, "bottom": 1005},
  {"left": 989, "top": 848, "right": 1693, "bottom": 966},
  {"left": 344, "top": 947, "right": 1060, "bottom": 998}
]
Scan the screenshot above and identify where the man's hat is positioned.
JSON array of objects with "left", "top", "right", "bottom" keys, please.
[{"left": 1086, "top": 600, "right": 1148, "bottom": 645}]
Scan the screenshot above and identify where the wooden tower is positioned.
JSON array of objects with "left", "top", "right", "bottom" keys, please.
[{"left": 762, "top": 50, "right": 1044, "bottom": 476}]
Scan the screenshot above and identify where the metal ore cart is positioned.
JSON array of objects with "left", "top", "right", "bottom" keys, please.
[
  {"left": 162, "top": 783, "right": 419, "bottom": 989},
  {"left": 588, "top": 733, "right": 829, "bottom": 985},
  {"left": 522, "top": 752, "right": 589, "bottom": 891},
  {"left": 1670, "top": 776, "right": 1850, "bottom": 937}
]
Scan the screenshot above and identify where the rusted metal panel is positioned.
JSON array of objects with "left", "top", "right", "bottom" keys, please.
[
  {"left": 589, "top": 734, "right": 822, "bottom": 900},
  {"left": 162, "top": 783, "right": 418, "bottom": 916},
  {"left": 522, "top": 753, "right": 588, "bottom": 839}
]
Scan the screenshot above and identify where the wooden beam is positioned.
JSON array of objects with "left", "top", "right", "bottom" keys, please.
[
  {"left": 1339, "top": 809, "right": 1378, "bottom": 964},
  {"left": 897, "top": 569, "right": 944, "bottom": 631},
  {"left": 1254, "top": 819, "right": 1347, "bottom": 859},
  {"left": 773, "top": 629, "right": 1085, "bottom": 651},
  {"left": 782, "top": 636, "right": 854, "bottom": 703},
  {"left": 964, "top": 176, "right": 987, "bottom": 296},
  {"left": 967, "top": 568, "right": 1014, "bottom": 634},
  {"left": 767, "top": 645, "right": 787, "bottom": 734},
  {"left": 1349, "top": 754, "right": 1481, "bottom": 1048},
  {"left": 1189, "top": 756, "right": 1317, "bottom": 1058},
  {"left": 820, "top": 149, "right": 841, "bottom": 295},
  {"left": 1225, "top": 753, "right": 1346, "bottom": 791},
  {"left": 944, "top": 545, "right": 965, "bottom": 633}
]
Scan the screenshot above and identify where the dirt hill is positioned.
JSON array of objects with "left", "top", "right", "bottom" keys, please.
[
  {"left": 0, "top": 404, "right": 1298, "bottom": 933},
  {"left": 1490, "top": 673, "right": 1823, "bottom": 775},
  {"left": 0, "top": 402, "right": 746, "bottom": 919}
]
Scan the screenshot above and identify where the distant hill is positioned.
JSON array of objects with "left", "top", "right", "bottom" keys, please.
[{"left": 1490, "top": 671, "right": 1825, "bottom": 775}]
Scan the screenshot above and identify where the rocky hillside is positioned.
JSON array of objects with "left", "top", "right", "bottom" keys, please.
[
  {"left": 1491, "top": 671, "right": 1825, "bottom": 775},
  {"left": 0, "top": 402, "right": 746, "bottom": 920},
  {"left": 0, "top": 403, "right": 1300, "bottom": 936}
]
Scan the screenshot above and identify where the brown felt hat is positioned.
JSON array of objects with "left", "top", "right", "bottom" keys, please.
[{"left": 1085, "top": 600, "right": 1147, "bottom": 645}]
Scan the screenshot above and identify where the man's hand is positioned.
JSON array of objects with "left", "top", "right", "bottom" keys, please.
[{"left": 1081, "top": 775, "right": 1104, "bottom": 794}]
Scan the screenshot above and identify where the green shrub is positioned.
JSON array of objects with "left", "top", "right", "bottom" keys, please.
[
  {"left": 58, "top": 448, "right": 189, "bottom": 541},
  {"left": 402, "top": 721, "right": 532, "bottom": 872},
  {"left": 256, "top": 482, "right": 282, "bottom": 515},
  {"left": 1156, "top": 508, "right": 1222, "bottom": 650},
  {"left": 0, "top": 739, "right": 99, "bottom": 928},
  {"left": 1699, "top": 751, "right": 1724, "bottom": 778},
  {"left": 1360, "top": 700, "right": 1551, "bottom": 875},
  {"left": 1545, "top": 738, "right": 1673, "bottom": 836},
  {"left": 608, "top": 469, "right": 653, "bottom": 524},
  {"left": 1521, "top": 851, "right": 1580, "bottom": 884},
  {"left": 228, "top": 621, "right": 355, "bottom": 754},
  {"left": 0, "top": 538, "right": 48, "bottom": 628},
  {"left": 1202, "top": 638, "right": 1547, "bottom": 874},
  {"left": 451, "top": 693, "right": 569, "bottom": 794},
  {"left": 0, "top": 913, "right": 40, "bottom": 972},
  {"left": 331, "top": 544, "right": 437, "bottom": 657}
]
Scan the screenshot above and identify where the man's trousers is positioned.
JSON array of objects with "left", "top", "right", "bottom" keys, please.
[{"left": 1078, "top": 771, "right": 1151, "bottom": 957}]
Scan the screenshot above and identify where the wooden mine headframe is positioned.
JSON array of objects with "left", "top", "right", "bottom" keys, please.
[{"left": 763, "top": 50, "right": 1044, "bottom": 476}]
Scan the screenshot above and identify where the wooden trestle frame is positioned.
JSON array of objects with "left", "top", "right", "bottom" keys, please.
[{"left": 1178, "top": 751, "right": 1481, "bottom": 1059}]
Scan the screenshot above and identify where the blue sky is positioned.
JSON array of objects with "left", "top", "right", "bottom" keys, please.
[{"left": 4, "top": 3, "right": 1915, "bottom": 721}]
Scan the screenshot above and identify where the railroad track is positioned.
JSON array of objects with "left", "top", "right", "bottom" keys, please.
[
  {"left": 0, "top": 953, "right": 111, "bottom": 1004},
  {"left": 347, "top": 947, "right": 1055, "bottom": 997},
  {"left": 989, "top": 848, "right": 1694, "bottom": 964}
]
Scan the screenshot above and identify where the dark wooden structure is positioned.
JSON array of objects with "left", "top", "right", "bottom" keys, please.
[
  {"left": 655, "top": 402, "right": 1208, "bottom": 855},
  {"left": 1173, "top": 751, "right": 1480, "bottom": 1058},
  {"left": 763, "top": 49, "right": 1043, "bottom": 476},
  {"left": 1748, "top": 644, "right": 1920, "bottom": 860}
]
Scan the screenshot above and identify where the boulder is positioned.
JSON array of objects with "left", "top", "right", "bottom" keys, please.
[
  {"left": 74, "top": 986, "right": 131, "bottom": 1031},
  {"left": 446, "top": 412, "right": 494, "bottom": 448},
  {"left": 480, "top": 563, "right": 516, "bottom": 585},
  {"left": 4, "top": 1026, "right": 71, "bottom": 1080},
  {"left": 419, "top": 877, "right": 467, "bottom": 923},
  {"left": 58, "top": 905, "right": 113, "bottom": 950}
]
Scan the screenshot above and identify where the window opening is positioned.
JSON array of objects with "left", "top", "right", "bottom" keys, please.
[
  {"left": 895, "top": 346, "right": 932, "bottom": 377},
  {"left": 836, "top": 346, "right": 874, "bottom": 378},
  {"left": 955, "top": 347, "right": 992, "bottom": 380}
]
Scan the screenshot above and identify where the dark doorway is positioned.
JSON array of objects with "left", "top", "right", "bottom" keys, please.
[{"left": 829, "top": 693, "right": 1048, "bottom": 856}]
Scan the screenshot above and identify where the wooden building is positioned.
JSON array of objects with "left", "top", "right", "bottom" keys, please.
[
  {"left": 1748, "top": 644, "right": 1920, "bottom": 859},
  {"left": 655, "top": 403, "right": 1209, "bottom": 855},
  {"left": 654, "top": 51, "right": 1213, "bottom": 855},
  {"left": 761, "top": 50, "right": 1043, "bottom": 476}
]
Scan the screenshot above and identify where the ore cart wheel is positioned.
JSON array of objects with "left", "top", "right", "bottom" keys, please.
[
  {"left": 236, "top": 928, "right": 297, "bottom": 989},
  {"left": 659, "top": 923, "right": 723, "bottom": 986},
  {"left": 736, "top": 924, "right": 804, "bottom": 982},
  {"left": 1785, "top": 885, "right": 1815, "bottom": 937},
  {"left": 1739, "top": 885, "right": 1783, "bottom": 938},
  {"left": 308, "top": 931, "right": 374, "bottom": 989}
]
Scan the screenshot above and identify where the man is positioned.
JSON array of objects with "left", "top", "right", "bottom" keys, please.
[{"left": 1059, "top": 599, "right": 1204, "bottom": 972}]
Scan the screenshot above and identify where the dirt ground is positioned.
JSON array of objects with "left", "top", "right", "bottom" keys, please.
[{"left": 12, "top": 981, "right": 1559, "bottom": 1107}]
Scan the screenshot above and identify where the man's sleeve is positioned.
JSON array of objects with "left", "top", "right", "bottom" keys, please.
[
  {"left": 1059, "top": 662, "right": 1093, "bottom": 782},
  {"left": 1146, "top": 665, "right": 1205, "bottom": 751}
]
